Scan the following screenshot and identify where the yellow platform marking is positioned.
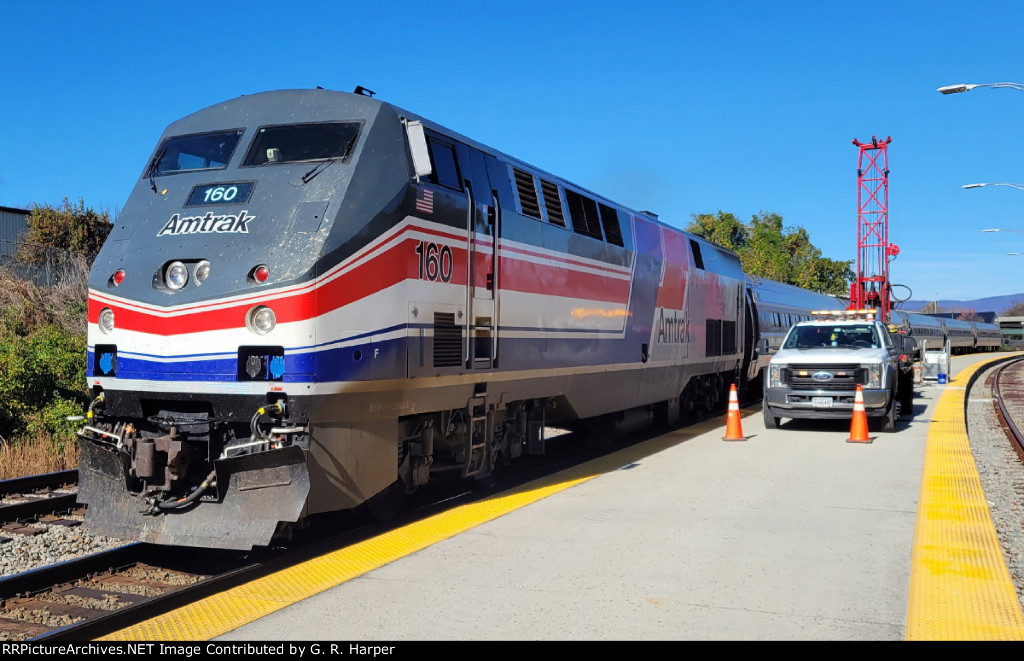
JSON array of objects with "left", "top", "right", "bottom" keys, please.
[
  {"left": 906, "top": 355, "right": 1024, "bottom": 640},
  {"left": 100, "top": 417, "right": 722, "bottom": 641}
]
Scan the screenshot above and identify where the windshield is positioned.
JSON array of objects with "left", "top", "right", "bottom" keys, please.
[
  {"left": 782, "top": 324, "right": 880, "bottom": 349},
  {"left": 242, "top": 122, "right": 361, "bottom": 166},
  {"left": 148, "top": 129, "right": 244, "bottom": 176}
]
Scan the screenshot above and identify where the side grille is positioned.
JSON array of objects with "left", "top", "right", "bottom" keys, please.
[
  {"left": 706, "top": 319, "right": 723, "bottom": 356},
  {"left": 433, "top": 312, "right": 463, "bottom": 367},
  {"left": 540, "top": 179, "right": 565, "bottom": 227},
  {"left": 722, "top": 320, "right": 737, "bottom": 355},
  {"left": 514, "top": 169, "right": 541, "bottom": 220},
  {"left": 565, "top": 189, "right": 604, "bottom": 239},
  {"left": 599, "top": 203, "right": 624, "bottom": 246}
]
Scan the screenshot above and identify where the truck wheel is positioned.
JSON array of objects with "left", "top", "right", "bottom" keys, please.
[
  {"left": 880, "top": 398, "right": 897, "bottom": 433},
  {"left": 899, "top": 374, "right": 914, "bottom": 418},
  {"left": 763, "top": 399, "right": 780, "bottom": 429}
]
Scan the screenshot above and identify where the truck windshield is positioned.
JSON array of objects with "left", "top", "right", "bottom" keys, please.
[{"left": 783, "top": 324, "right": 879, "bottom": 349}]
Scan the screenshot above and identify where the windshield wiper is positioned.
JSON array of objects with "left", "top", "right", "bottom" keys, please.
[
  {"left": 300, "top": 157, "right": 339, "bottom": 184},
  {"left": 148, "top": 146, "right": 168, "bottom": 194}
]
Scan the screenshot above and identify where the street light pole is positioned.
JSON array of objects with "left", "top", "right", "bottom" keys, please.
[
  {"left": 981, "top": 228, "right": 1024, "bottom": 235},
  {"left": 964, "top": 182, "right": 1024, "bottom": 191},
  {"left": 938, "top": 82, "right": 1024, "bottom": 94},
  {"left": 981, "top": 230, "right": 1024, "bottom": 255}
]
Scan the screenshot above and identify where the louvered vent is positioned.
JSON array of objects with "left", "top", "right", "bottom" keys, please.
[
  {"left": 540, "top": 179, "right": 565, "bottom": 226},
  {"left": 513, "top": 169, "right": 542, "bottom": 220},
  {"left": 706, "top": 319, "right": 723, "bottom": 357},
  {"left": 599, "top": 203, "right": 624, "bottom": 246},
  {"left": 433, "top": 312, "right": 463, "bottom": 367},
  {"left": 565, "top": 190, "right": 603, "bottom": 239},
  {"left": 722, "top": 320, "right": 737, "bottom": 355}
]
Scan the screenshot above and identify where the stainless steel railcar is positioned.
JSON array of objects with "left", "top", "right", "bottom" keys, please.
[
  {"left": 889, "top": 310, "right": 1001, "bottom": 355},
  {"left": 974, "top": 323, "right": 1002, "bottom": 351},
  {"left": 75, "top": 89, "right": 855, "bottom": 550},
  {"left": 743, "top": 276, "right": 841, "bottom": 387}
]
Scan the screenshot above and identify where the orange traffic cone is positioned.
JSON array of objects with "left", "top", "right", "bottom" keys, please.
[
  {"left": 847, "top": 384, "right": 872, "bottom": 444},
  {"left": 723, "top": 383, "right": 746, "bottom": 441}
]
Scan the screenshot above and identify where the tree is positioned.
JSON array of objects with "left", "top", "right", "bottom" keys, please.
[
  {"left": 920, "top": 301, "right": 945, "bottom": 314},
  {"left": 685, "top": 211, "right": 853, "bottom": 295},
  {"left": 956, "top": 308, "right": 984, "bottom": 322},
  {"left": 16, "top": 197, "right": 111, "bottom": 266},
  {"left": 1002, "top": 301, "right": 1024, "bottom": 317},
  {"left": 687, "top": 211, "right": 748, "bottom": 251}
]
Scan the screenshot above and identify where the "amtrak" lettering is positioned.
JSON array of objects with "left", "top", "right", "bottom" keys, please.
[
  {"left": 656, "top": 308, "right": 688, "bottom": 344},
  {"left": 157, "top": 210, "right": 254, "bottom": 237}
]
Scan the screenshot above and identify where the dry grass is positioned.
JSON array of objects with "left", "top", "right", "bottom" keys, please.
[{"left": 0, "top": 436, "right": 79, "bottom": 480}]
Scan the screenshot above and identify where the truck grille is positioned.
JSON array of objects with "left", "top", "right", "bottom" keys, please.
[{"left": 783, "top": 364, "right": 865, "bottom": 391}]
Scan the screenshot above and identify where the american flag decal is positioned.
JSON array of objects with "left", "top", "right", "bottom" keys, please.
[{"left": 415, "top": 188, "right": 434, "bottom": 214}]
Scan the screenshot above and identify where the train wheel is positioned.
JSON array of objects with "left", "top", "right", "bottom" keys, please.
[
  {"left": 679, "top": 383, "right": 697, "bottom": 425},
  {"left": 363, "top": 479, "right": 407, "bottom": 522}
]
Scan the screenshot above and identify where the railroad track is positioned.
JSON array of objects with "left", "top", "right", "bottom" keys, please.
[
  {"left": 0, "top": 424, "right": 676, "bottom": 641},
  {"left": 0, "top": 470, "right": 81, "bottom": 535},
  {"left": 991, "top": 356, "right": 1024, "bottom": 463},
  {"left": 0, "top": 543, "right": 263, "bottom": 640}
]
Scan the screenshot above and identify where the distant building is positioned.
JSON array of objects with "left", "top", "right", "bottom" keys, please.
[
  {"left": 0, "top": 205, "right": 29, "bottom": 262},
  {"left": 997, "top": 316, "right": 1024, "bottom": 346}
]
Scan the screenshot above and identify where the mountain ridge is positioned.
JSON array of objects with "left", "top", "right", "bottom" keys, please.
[{"left": 900, "top": 293, "right": 1024, "bottom": 314}]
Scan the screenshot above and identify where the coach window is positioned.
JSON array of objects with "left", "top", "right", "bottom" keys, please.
[{"left": 426, "top": 138, "right": 461, "bottom": 189}]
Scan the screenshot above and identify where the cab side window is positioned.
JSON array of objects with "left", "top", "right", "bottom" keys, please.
[{"left": 427, "top": 137, "right": 460, "bottom": 189}]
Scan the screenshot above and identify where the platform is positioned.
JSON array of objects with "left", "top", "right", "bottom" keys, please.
[{"left": 99, "top": 353, "right": 1024, "bottom": 641}]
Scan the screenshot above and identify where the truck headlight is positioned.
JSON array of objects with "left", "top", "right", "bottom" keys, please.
[
  {"left": 864, "top": 364, "right": 881, "bottom": 389},
  {"left": 769, "top": 364, "right": 784, "bottom": 388}
]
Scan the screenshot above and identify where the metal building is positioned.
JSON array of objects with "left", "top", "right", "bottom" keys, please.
[
  {"left": 997, "top": 316, "right": 1024, "bottom": 346},
  {"left": 0, "top": 205, "right": 29, "bottom": 262}
]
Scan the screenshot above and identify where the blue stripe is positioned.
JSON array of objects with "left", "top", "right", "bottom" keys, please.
[{"left": 88, "top": 329, "right": 659, "bottom": 384}]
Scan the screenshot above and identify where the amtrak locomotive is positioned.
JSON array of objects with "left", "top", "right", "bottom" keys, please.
[{"left": 75, "top": 88, "right": 998, "bottom": 550}]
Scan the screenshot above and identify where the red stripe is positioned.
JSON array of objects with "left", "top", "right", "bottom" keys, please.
[{"left": 90, "top": 226, "right": 633, "bottom": 334}]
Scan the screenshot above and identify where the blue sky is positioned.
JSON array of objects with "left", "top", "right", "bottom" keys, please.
[{"left": 3, "top": 1, "right": 1024, "bottom": 303}]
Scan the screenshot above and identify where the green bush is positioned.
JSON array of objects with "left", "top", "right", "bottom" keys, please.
[{"left": 0, "top": 324, "right": 88, "bottom": 439}]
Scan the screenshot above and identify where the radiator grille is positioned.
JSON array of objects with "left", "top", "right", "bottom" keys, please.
[
  {"left": 722, "top": 320, "right": 737, "bottom": 355},
  {"left": 514, "top": 169, "right": 541, "bottom": 220},
  {"left": 784, "top": 365, "right": 865, "bottom": 391},
  {"left": 706, "top": 319, "right": 722, "bottom": 356},
  {"left": 540, "top": 179, "right": 565, "bottom": 226},
  {"left": 433, "top": 312, "right": 463, "bottom": 367}
]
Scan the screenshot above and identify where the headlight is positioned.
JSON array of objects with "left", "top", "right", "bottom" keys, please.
[
  {"left": 194, "top": 260, "right": 211, "bottom": 285},
  {"left": 165, "top": 261, "right": 188, "bottom": 290},
  {"left": 864, "top": 364, "right": 881, "bottom": 389},
  {"left": 248, "top": 306, "right": 276, "bottom": 334},
  {"left": 98, "top": 308, "right": 114, "bottom": 334},
  {"left": 768, "top": 364, "right": 784, "bottom": 388}
]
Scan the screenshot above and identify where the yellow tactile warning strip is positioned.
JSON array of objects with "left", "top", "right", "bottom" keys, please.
[
  {"left": 906, "top": 355, "right": 1024, "bottom": 640},
  {"left": 99, "top": 416, "right": 724, "bottom": 641}
]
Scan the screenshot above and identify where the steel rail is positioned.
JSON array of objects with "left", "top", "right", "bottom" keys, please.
[{"left": 991, "top": 357, "right": 1024, "bottom": 463}]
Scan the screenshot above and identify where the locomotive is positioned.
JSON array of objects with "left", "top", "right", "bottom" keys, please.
[{"left": 74, "top": 88, "right": 996, "bottom": 550}]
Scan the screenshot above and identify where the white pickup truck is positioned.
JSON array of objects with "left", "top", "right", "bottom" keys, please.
[{"left": 762, "top": 310, "right": 916, "bottom": 432}]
